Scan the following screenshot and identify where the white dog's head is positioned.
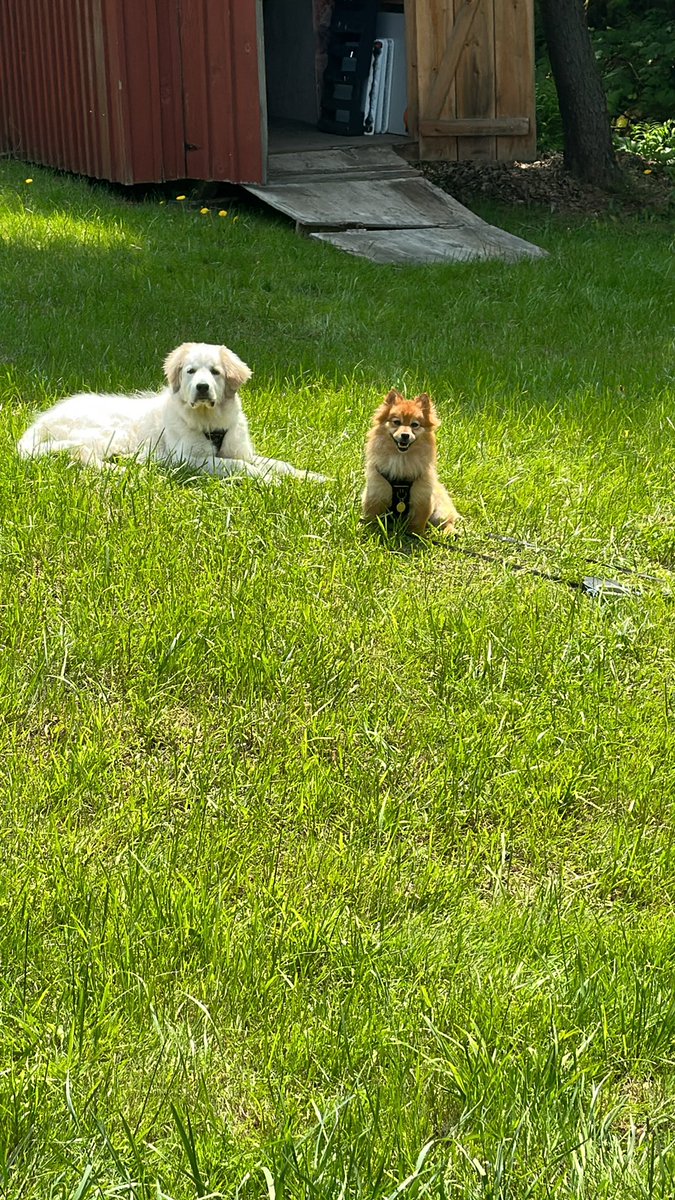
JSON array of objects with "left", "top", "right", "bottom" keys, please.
[{"left": 163, "top": 342, "right": 252, "bottom": 410}]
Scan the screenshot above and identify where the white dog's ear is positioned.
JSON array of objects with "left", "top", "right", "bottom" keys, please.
[
  {"left": 219, "top": 346, "right": 252, "bottom": 396},
  {"left": 164, "top": 343, "right": 192, "bottom": 393}
]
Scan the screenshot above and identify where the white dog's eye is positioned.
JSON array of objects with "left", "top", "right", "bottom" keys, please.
[
  {"left": 186, "top": 367, "right": 196, "bottom": 375},
  {"left": 211, "top": 367, "right": 220, "bottom": 376}
]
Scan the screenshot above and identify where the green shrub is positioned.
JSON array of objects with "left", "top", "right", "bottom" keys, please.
[
  {"left": 535, "top": 62, "right": 564, "bottom": 154},
  {"left": 591, "top": 9, "right": 675, "bottom": 121},
  {"left": 614, "top": 118, "right": 675, "bottom": 180}
]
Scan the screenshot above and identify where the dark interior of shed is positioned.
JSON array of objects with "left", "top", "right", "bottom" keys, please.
[{"left": 262, "top": 0, "right": 410, "bottom": 153}]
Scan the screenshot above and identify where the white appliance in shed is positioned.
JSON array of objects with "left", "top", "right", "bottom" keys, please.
[{"left": 363, "top": 12, "right": 408, "bottom": 136}]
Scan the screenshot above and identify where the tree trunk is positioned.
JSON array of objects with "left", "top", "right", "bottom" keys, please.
[{"left": 539, "top": 0, "right": 620, "bottom": 187}]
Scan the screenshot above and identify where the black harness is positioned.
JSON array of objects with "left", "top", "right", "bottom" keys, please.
[
  {"left": 378, "top": 469, "right": 413, "bottom": 519},
  {"left": 205, "top": 428, "right": 228, "bottom": 454}
]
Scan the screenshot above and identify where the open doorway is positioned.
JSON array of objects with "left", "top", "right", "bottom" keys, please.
[{"left": 261, "top": 0, "right": 410, "bottom": 156}]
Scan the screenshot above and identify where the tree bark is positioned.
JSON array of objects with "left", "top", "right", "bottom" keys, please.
[{"left": 539, "top": 0, "right": 620, "bottom": 187}]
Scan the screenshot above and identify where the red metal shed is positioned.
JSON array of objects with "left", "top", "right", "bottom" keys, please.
[
  {"left": 0, "top": 0, "right": 536, "bottom": 186},
  {"left": 0, "top": 0, "right": 266, "bottom": 184}
]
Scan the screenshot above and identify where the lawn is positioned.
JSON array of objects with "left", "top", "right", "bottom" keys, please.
[{"left": 0, "top": 159, "right": 674, "bottom": 1199}]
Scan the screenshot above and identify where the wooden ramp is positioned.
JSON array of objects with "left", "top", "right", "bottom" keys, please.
[{"left": 245, "top": 146, "right": 546, "bottom": 265}]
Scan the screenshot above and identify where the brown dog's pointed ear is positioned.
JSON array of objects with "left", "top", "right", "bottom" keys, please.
[
  {"left": 374, "top": 388, "right": 404, "bottom": 423},
  {"left": 219, "top": 346, "right": 252, "bottom": 396},
  {"left": 415, "top": 393, "right": 440, "bottom": 428},
  {"left": 164, "top": 343, "right": 192, "bottom": 392}
]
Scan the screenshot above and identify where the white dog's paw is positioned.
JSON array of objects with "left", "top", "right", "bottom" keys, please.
[
  {"left": 249, "top": 455, "right": 328, "bottom": 483},
  {"left": 293, "top": 469, "right": 329, "bottom": 483}
]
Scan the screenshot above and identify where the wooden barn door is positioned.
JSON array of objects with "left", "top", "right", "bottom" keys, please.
[{"left": 407, "top": 0, "right": 536, "bottom": 162}]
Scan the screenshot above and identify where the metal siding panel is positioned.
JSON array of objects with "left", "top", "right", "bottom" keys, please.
[
  {"left": 120, "top": 0, "right": 162, "bottom": 180},
  {"left": 50, "top": 0, "right": 71, "bottom": 167},
  {"left": 0, "top": 0, "right": 113, "bottom": 178},
  {"left": 60, "top": 0, "right": 83, "bottom": 169},
  {"left": 101, "top": 0, "right": 132, "bottom": 181},
  {"left": 73, "top": 0, "right": 98, "bottom": 177},
  {"left": 180, "top": 0, "right": 263, "bottom": 183},
  {"left": 1, "top": 1, "right": 23, "bottom": 155},
  {"left": 154, "top": 0, "right": 187, "bottom": 179},
  {"left": 93, "top": 0, "right": 115, "bottom": 179},
  {"left": 155, "top": 0, "right": 187, "bottom": 179},
  {"left": 0, "top": 0, "right": 261, "bottom": 184},
  {"left": 24, "top": 0, "right": 46, "bottom": 160}
]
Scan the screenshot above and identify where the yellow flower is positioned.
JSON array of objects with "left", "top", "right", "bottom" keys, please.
[
  {"left": 159, "top": 199, "right": 166, "bottom": 205},
  {"left": 24, "top": 178, "right": 33, "bottom": 184},
  {"left": 218, "top": 209, "right": 228, "bottom": 217},
  {"left": 200, "top": 207, "right": 209, "bottom": 214},
  {"left": 615, "top": 115, "right": 629, "bottom": 129},
  {"left": 176, "top": 194, "right": 186, "bottom": 201},
  {"left": 644, "top": 168, "right": 652, "bottom": 175}
]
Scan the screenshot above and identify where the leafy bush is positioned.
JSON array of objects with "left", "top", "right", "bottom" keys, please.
[
  {"left": 535, "top": 0, "right": 674, "bottom": 160},
  {"left": 535, "top": 63, "right": 564, "bottom": 154},
  {"left": 590, "top": 9, "right": 675, "bottom": 121},
  {"left": 614, "top": 119, "right": 675, "bottom": 180}
]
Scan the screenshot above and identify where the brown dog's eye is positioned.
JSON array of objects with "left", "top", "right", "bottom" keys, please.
[
  {"left": 410, "top": 421, "right": 420, "bottom": 429},
  {"left": 391, "top": 419, "right": 401, "bottom": 427}
]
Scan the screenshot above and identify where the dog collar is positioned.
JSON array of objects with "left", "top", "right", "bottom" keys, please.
[
  {"left": 377, "top": 469, "right": 412, "bottom": 518},
  {"left": 205, "top": 428, "right": 228, "bottom": 453}
]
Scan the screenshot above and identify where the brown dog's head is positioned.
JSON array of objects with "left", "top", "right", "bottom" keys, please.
[{"left": 374, "top": 388, "right": 439, "bottom": 454}]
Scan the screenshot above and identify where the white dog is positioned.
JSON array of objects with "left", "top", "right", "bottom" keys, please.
[{"left": 18, "top": 342, "right": 325, "bottom": 481}]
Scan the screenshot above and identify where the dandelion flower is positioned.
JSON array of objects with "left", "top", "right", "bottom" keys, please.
[
  {"left": 218, "top": 209, "right": 228, "bottom": 217},
  {"left": 24, "top": 178, "right": 33, "bottom": 184},
  {"left": 176, "top": 194, "right": 186, "bottom": 201},
  {"left": 200, "top": 207, "right": 209, "bottom": 214},
  {"left": 644, "top": 168, "right": 652, "bottom": 175}
]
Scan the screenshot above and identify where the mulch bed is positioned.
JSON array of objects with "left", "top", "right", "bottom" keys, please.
[{"left": 421, "top": 151, "right": 673, "bottom": 218}]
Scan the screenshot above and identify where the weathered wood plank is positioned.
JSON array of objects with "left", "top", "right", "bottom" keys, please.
[
  {"left": 415, "top": 0, "right": 458, "bottom": 160},
  {"left": 426, "top": 0, "right": 481, "bottom": 120},
  {"left": 244, "top": 143, "right": 547, "bottom": 264},
  {"left": 268, "top": 145, "right": 418, "bottom": 184},
  {"left": 494, "top": 0, "right": 537, "bottom": 160},
  {"left": 246, "top": 175, "right": 489, "bottom": 231},
  {"left": 412, "top": 0, "right": 535, "bottom": 164},
  {"left": 455, "top": 0, "right": 496, "bottom": 161},
  {"left": 419, "top": 117, "right": 530, "bottom": 137},
  {"left": 310, "top": 226, "right": 547, "bottom": 264},
  {"left": 404, "top": 0, "right": 419, "bottom": 146}
]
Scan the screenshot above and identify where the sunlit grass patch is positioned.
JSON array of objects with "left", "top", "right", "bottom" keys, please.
[{"left": 0, "top": 157, "right": 674, "bottom": 1198}]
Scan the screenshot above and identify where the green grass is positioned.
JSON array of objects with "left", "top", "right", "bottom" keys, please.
[{"left": 1, "top": 158, "right": 675, "bottom": 1199}]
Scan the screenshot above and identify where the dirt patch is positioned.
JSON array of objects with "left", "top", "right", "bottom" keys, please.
[{"left": 421, "top": 151, "right": 673, "bottom": 218}]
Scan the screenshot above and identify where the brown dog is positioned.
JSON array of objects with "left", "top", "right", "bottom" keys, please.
[{"left": 361, "top": 389, "right": 458, "bottom": 535}]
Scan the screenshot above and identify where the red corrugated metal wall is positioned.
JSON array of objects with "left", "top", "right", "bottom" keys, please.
[{"left": 0, "top": 0, "right": 264, "bottom": 184}]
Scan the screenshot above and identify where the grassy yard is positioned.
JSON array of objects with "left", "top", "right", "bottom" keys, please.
[{"left": 0, "top": 158, "right": 674, "bottom": 1199}]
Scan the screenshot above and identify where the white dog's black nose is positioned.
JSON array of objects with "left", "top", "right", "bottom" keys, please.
[{"left": 196, "top": 381, "right": 211, "bottom": 396}]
